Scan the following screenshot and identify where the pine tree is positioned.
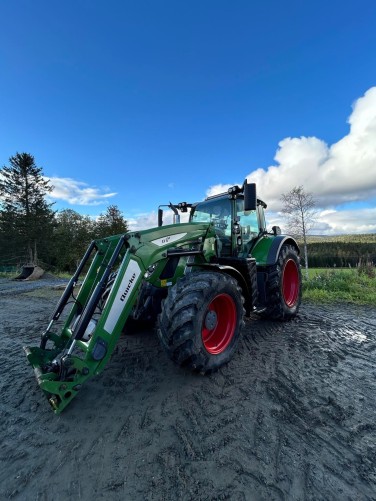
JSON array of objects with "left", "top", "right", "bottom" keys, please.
[
  {"left": 94, "top": 205, "right": 128, "bottom": 239},
  {"left": 0, "top": 153, "right": 55, "bottom": 265}
]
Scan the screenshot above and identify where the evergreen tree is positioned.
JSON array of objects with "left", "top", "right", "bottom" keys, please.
[
  {"left": 52, "top": 209, "right": 95, "bottom": 271},
  {"left": 94, "top": 205, "right": 128, "bottom": 239},
  {"left": 0, "top": 153, "right": 55, "bottom": 265}
]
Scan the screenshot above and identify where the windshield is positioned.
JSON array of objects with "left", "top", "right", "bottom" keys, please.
[{"left": 190, "top": 197, "right": 232, "bottom": 236}]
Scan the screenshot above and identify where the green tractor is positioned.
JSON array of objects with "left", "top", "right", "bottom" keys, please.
[{"left": 24, "top": 181, "right": 301, "bottom": 414}]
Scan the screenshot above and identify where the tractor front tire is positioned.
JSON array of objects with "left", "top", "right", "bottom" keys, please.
[
  {"left": 261, "top": 244, "right": 302, "bottom": 320},
  {"left": 157, "top": 271, "right": 245, "bottom": 374}
]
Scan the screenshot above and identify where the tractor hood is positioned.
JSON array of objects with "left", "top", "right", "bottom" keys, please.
[{"left": 106, "top": 221, "right": 216, "bottom": 271}]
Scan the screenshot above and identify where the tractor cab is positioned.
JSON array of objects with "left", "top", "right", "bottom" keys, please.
[
  {"left": 189, "top": 183, "right": 267, "bottom": 258},
  {"left": 158, "top": 181, "right": 267, "bottom": 258}
]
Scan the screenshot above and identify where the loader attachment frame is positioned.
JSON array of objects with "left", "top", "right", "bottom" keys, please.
[{"left": 24, "top": 234, "right": 145, "bottom": 414}]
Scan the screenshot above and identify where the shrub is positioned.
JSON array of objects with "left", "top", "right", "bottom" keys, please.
[{"left": 357, "top": 258, "right": 375, "bottom": 279}]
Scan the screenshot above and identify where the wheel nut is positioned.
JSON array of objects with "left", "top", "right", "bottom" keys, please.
[{"left": 205, "top": 310, "right": 218, "bottom": 330}]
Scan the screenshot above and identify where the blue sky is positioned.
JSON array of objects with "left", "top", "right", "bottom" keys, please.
[{"left": 1, "top": 0, "right": 376, "bottom": 233}]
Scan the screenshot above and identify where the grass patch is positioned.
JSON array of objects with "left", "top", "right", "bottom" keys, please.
[
  {"left": 304, "top": 267, "right": 353, "bottom": 279},
  {"left": 303, "top": 268, "right": 376, "bottom": 305}
]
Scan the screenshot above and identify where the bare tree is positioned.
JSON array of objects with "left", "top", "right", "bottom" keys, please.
[{"left": 280, "top": 186, "right": 317, "bottom": 279}]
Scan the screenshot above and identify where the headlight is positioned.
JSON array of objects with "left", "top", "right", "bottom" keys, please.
[{"left": 144, "top": 263, "right": 157, "bottom": 279}]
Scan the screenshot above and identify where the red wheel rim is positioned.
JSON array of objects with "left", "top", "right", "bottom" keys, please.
[
  {"left": 282, "top": 259, "right": 299, "bottom": 307},
  {"left": 202, "top": 293, "right": 237, "bottom": 355}
]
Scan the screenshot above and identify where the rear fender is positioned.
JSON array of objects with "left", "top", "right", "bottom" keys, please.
[
  {"left": 255, "top": 236, "right": 300, "bottom": 307},
  {"left": 252, "top": 235, "right": 300, "bottom": 267}
]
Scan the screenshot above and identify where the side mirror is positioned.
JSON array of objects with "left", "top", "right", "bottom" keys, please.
[
  {"left": 243, "top": 181, "right": 257, "bottom": 211},
  {"left": 158, "top": 208, "right": 163, "bottom": 227}
]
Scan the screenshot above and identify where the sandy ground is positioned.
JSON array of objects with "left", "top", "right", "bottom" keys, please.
[{"left": 0, "top": 277, "right": 376, "bottom": 500}]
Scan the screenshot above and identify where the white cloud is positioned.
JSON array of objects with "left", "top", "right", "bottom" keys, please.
[
  {"left": 266, "top": 207, "right": 376, "bottom": 235},
  {"left": 127, "top": 211, "right": 159, "bottom": 231},
  {"left": 207, "top": 87, "right": 376, "bottom": 212},
  {"left": 126, "top": 204, "right": 376, "bottom": 235},
  {"left": 47, "top": 177, "right": 117, "bottom": 206},
  {"left": 127, "top": 209, "right": 190, "bottom": 231},
  {"left": 206, "top": 183, "right": 233, "bottom": 197},
  {"left": 316, "top": 207, "right": 376, "bottom": 235},
  {"left": 46, "top": 88, "right": 375, "bottom": 235}
]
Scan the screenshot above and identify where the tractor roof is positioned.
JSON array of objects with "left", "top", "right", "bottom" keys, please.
[{"left": 204, "top": 190, "right": 267, "bottom": 209}]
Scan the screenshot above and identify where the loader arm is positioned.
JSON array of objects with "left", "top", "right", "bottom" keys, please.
[
  {"left": 24, "top": 222, "right": 214, "bottom": 414},
  {"left": 24, "top": 236, "right": 143, "bottom": 414}
]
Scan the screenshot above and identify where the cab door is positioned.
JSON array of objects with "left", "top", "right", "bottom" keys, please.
[{"left": 235, "top": 198, "right": 261, "bottom": 257}]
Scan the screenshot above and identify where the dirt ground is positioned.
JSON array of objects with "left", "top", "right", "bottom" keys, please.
[{"left": 0, "top": 277, "right": 376, "bottom": 501}]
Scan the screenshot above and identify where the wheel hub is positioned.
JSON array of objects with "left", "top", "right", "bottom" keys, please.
[
  {"left": 205, "top": 310, "right": 218, "bottom": 330},
  {"left": 201, "top": 293, "right": 237, "bottom": 355},
  {"left": 283, "top": 259, "right": 299, "bottom": 307}
]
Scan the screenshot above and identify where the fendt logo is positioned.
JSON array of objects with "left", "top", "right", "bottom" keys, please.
[
  {"left": 161, "top": 236, "right": 171, "bottom": 244},
  {"left": 120, "top": 273, "right": 137, "bottom": 302}
]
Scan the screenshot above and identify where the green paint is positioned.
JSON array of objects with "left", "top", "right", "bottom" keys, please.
[{"left": 249, "top": 235, "right": 275, "bottom": 266}]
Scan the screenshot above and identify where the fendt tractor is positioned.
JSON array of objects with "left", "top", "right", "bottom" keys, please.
[{"left": 25, "top": 181, "right": 302, "bottom": 414}]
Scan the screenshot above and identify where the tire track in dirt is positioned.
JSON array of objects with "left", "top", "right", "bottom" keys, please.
[
  {"left": 247, "top": 305, "right": 376, "bottom": 500},
  {"left": 0, "top": 279, "right": 375, "bottom": 500}
]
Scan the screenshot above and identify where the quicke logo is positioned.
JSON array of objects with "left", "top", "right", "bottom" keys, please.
[{"left": 120, "top": 273, "right": 137, "bottom": 302}]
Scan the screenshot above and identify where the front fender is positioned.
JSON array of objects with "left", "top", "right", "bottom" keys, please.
[{"left": 252, "top": 235, "right": 300, "bottom": 266}]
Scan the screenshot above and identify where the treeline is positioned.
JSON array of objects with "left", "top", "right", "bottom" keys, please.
[
  {"left": 0, "top": 153, "right": 128, "bottom": 273},
  {"left": 1, "top": 152, "right": 375, "bottom": 274},
  {"left": 0, "top": 206, "right": 129, "bottom": 273},
  {"left": 302, "top": 236, "right": 376, "bottom": 268}
]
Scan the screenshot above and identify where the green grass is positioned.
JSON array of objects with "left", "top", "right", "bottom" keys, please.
[
  {"left": 302, "top": 267, "right": 376, "bottom": 305},
  {"left": 2, "top": 265, "right": 375, "bottom": 306},
  {"left": 304, "top": 267, "right": 354, "bottom": 279}
]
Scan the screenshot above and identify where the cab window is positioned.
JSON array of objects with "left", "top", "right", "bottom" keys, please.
[
  {"left": 191, "top": 197, "right": 232, "bottom": 237},
  {"left": 236, "top": 199, "right": 259, "bottom": 254},
  {"left": 191, "top": 197, "right": 232, "bottom": 256}
]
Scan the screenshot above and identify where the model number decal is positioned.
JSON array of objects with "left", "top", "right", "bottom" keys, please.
[
  {"left": 104, "top": 260, "right": 141, "bottom": 334},
  {"left": 151, "top": 233, "right": 187, "bottom": 247}
]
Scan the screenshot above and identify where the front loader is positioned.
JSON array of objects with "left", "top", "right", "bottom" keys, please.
[{"left": 24, "top": 181, "right": 302, "bottom": 414}]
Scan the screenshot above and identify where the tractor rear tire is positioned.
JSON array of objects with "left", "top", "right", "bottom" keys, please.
[
  {"left": 261, "top": 244, "right": 301, "bottom": 320},
  {"left": 157, "top": 271, "right": 245, "bottom": 374}
]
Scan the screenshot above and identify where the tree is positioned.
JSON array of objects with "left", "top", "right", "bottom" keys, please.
[
  {"left": 94, "top": 205, "right": 128, "bottom": 239},
  {"left": 0, "top": 153, "right": 55, "bottom": 265},
  {"left": 52, "top": 209, "right": 95, "bottom": 271},
  {"left": 280, "top": 186, "right": 317, "bottom": 279}
]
